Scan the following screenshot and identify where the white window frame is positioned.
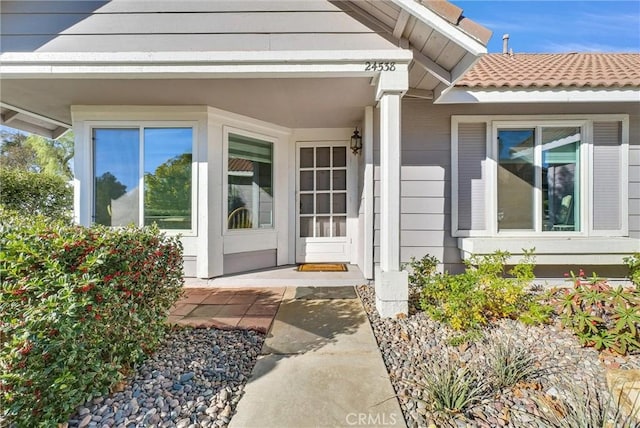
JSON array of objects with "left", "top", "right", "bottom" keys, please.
[
  {"left": 89, "top": 121, "right": 198, "bottom": 236},
  {"left": 222, "top": 126, "right": 277, "bottom": 235},
  {"left": 491, "top": 119, "right": 588, "bottom": 236},
  {"left": 452, "top": 114, "right": 629, "bottom": 238}
]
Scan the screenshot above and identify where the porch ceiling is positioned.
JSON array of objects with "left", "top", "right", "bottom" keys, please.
[{"left": 0, "top": 77, "right": 376, "bottom": 129}]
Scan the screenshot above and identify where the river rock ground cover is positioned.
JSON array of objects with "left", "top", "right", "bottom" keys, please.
[
  {"left": 358, "top": 285, "right": 639, "bottom": 428},
  {"left": 66, "top": 327, "right": 264, "bottom": 428}
]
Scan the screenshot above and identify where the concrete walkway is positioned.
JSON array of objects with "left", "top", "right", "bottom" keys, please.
[{"left": 229, "top": 286, "right": 406, "bottom": 428}]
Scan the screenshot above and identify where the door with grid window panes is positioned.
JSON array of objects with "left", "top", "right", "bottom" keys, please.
[{"left": 296, "top": 143, "right": 351, "bottom": 262}]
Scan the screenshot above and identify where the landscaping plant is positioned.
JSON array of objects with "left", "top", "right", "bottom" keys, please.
[
  {"left": 0, "top": 209, "right": 184, "bottom": 426},
  {"left": 624, "top": 252, "right": 640, "bottom": 288},
  {"left": 526, "top": 381, "right": 637, "bottom": 428},
  {"left": 483, "top": 334, "right": 541, "bottom": 390},
  {"left": 414, "top": 354, "right": 491, "bottom": 422},
  {"left": 551, "top": 270, "right": 640, "bottom": 355},
  {"left": 410, "top": 249, "right": 549, "bottom": 333}
]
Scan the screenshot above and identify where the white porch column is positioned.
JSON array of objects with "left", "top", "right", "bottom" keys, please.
[
  {"left": 375, "top": 71, "right": 408, "bottom": 318},
  {"left": 362, "top": 106, "right": 375, "bottom": 280}
]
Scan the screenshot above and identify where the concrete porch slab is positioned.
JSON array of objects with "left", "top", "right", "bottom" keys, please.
[{"left": 185, "top": 264, "right": 368, "bottom": 287}]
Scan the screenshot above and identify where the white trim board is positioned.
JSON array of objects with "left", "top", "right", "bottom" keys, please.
[
  {"left": 458, "top": 237, "right": 640, "bottom": 265},
  {"left": 437, "top": 88, "right": 640, "bottom": 104},
  {"left": 0, "top": 50, "right": 413, "bottom": 79}
]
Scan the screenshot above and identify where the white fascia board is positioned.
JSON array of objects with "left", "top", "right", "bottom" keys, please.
[
  {"left": 436, "top": 87, "right": 640, "bottom": 104},
  {"left": 0, "top": 50, "right": 413, "bottom": 79},
  {"left": 389, "top": 0, "right": 487, "bottom": 56}
]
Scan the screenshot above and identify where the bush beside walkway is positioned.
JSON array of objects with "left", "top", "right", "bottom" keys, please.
[{"left": 0, "top": 210, "right": 184, "bottom": 426}]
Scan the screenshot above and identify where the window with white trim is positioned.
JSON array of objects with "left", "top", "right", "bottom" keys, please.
[
  {"left": 497, "top": 124, "right": 582, "bottom": 232},
  {"left": 92, "top": 125, "right": 194, "bottom": 231},
  {"left": 226, "top": 132, "right": 274, "bottom": 230},
  {"left": 452, "top": 115, "right": 629, "bottom": 238}
]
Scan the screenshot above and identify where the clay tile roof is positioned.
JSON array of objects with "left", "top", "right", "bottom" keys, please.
[
  {"left": 456, "top": 53, "right": 640, "bottom": 88},
  {"left": 421, "top": 0, "right": 492, "bottom": 45}
]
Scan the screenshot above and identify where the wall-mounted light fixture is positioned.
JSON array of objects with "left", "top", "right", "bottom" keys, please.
[{"left": 350, "top": 127, "right": 362, "bottom": 155}]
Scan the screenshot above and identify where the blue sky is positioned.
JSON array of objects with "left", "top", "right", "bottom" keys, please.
[{"left": 454, "top": 1, "right": 640, "bottom": 53}]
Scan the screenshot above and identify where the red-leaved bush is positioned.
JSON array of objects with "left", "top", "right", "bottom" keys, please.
[{"left": 0, "top": 208, "right": 184, "bottom": 426}]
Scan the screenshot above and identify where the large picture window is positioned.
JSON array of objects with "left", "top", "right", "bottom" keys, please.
[
  {"left": 453, "top": 115, "right": 629, "bottom": 242},
  {"left": 227, "top": 133, "right": 273, "bottom": 230},
  {"left": 497, "top": 126, "right": 580, "bottom": 232},
  {"left": 93, "top": 126, "right": 193, "bottom": 230}
]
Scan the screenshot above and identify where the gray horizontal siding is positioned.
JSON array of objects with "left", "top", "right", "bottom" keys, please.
[
  {"left": 374, "top": 100, "right": 459, "bottom": 268},
  {"left": 2, "top": 33, "right": 394, "bottom": 53},
  {"left": 2, "top": 12, "right": 371, "bottom": 35},
  {"left": 1, "top": 1, "right": 396, "bottom": 53},
  {"left": 374, "top": 230, "right": 456, "bottom": 248},
  {"left": 1, "top": 1, "right": 338, "bottom": 14},
  {"left": 374, "top": 101, "right": 640, "bottom": 274},
  {"left": 401, "top": 197, "right": 449, "bottom": 214},
  {"left": 373, "top": 246, "right": 461, "bottom": 266},
  {"left": 375, "top": 214, "right": 450, "bottom": 232}
]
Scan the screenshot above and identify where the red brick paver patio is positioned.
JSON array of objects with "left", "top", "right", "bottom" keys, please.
[{"left": 168, "top": 287, "right": 285, "bottom": 333}]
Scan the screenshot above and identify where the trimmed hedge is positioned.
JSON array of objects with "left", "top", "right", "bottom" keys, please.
[
  {"left": 0, "top": 167, "right": 73, "bottom": 220},
  {"left": 0, "top": 209, "right": 184, "bottom": 426}
]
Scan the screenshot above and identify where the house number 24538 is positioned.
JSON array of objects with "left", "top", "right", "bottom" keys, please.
[{"left": 365, "top": 62, "right": 396, "bottom": 71}]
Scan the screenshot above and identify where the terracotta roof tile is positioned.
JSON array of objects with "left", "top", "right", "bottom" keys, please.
[
  {"left": 422, "top": 0, "right": 463, "bottom": 25},
  {"left": 421, "top": 0, "right": 492, "bottom": 45},
  {"left": 456, "top": 53, "right": 640, "bottom": 88}
]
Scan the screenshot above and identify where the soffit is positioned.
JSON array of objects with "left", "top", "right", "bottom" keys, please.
[
  {"left": 0, "top": 105, "right": 68, "bottom": 138},
  {"left": 330, "top": 0, "right": 491, "bottom": 93},
  {"left": 0, "top": 77, "right": 377, "bottom": 129}
]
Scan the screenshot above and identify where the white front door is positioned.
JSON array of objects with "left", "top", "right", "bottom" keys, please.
[{"left": 296, "top": 142, "right": 352, "bottom": 263}]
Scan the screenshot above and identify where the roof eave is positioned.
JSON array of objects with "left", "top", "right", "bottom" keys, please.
[
  {"left": 389, "top": 0, "right": 489, "bottom": 56},
  {"left": 1, "top": 102, "right": 71, "bottom": 138},
  {"left": 435, "top": 87, "right": 640, "bottom": 104}
]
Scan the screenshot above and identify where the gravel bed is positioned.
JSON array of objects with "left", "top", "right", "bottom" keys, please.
[
  {"left": 358, "top": 285, "right": 639, "bottom": 428},
  {"left": 66, "top": 327, "right": 264, "bottom": 428}
]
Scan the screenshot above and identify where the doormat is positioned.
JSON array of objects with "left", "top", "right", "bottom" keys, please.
[{"left": 297, "top": 263, "right": 348, "bottom": 272}]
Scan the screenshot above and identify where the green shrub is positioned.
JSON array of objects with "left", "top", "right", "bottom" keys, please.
[
  {"left": 0, "top": 209, "right": 184, "bottom": 426},
  {"left": 0, "top": 167, "right": 73, "bottom": 220},
  {"left": 550, "top": 270, "right": 639, "bottom": 355},
  {"left": 416, "top": 250, "right": 547, "bottom": 332},
  {"left": 405, "top": 253, "right": 439, "bottom": 287},
  {"left": 624, "top": 253, "right": 640, "bottom": 287}
]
